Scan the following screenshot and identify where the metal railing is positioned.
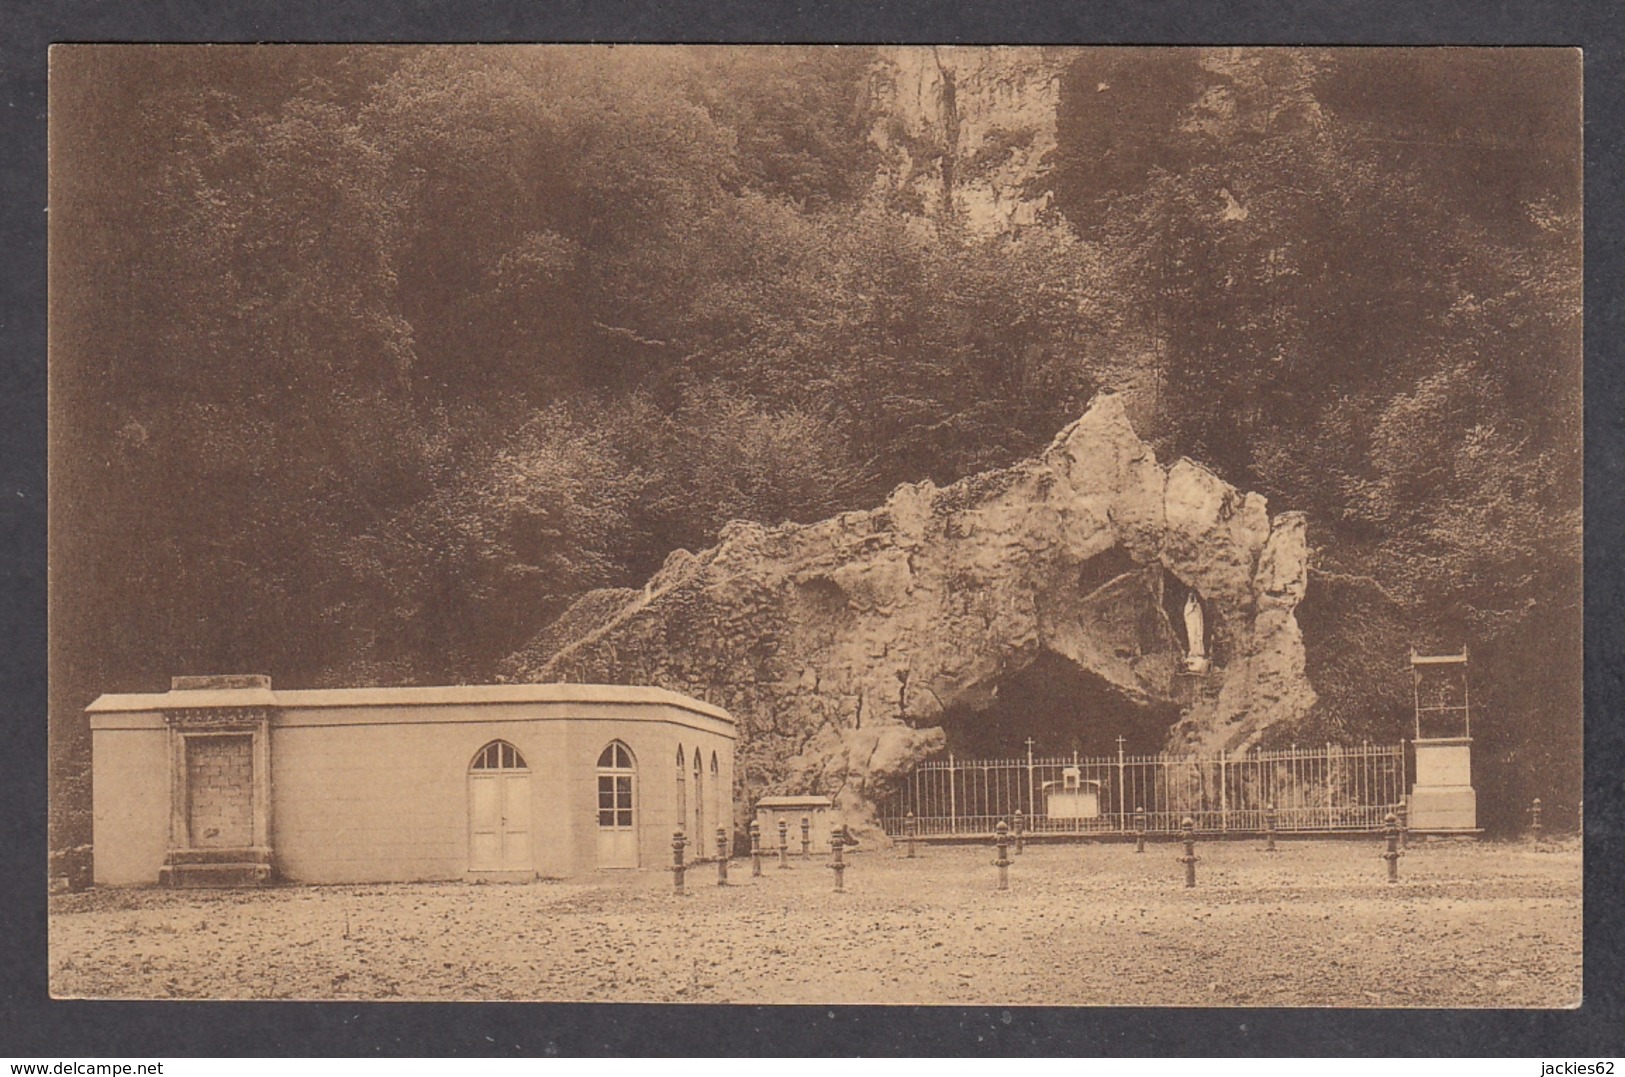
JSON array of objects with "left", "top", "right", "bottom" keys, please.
[{"left": 877, "top": 741, "right": 1406, "bottom": 836}]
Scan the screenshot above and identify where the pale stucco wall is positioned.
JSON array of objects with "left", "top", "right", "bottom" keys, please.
[
  {"left": 91, "top": 723, "right": 170, "bottom": 885},
  {"left": 271, "top": 703, "right": 734, "bottom": 881},
  {"left": 271, "top": 713, "right": 556, "bottom": 882}
]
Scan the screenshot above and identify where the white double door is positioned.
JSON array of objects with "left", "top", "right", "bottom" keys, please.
[
  {"left": 597, "top": 819, "right": 638, "bottom": 868},
  {"left": 469, "top": 770, "right": 533, "bottom": 872}
]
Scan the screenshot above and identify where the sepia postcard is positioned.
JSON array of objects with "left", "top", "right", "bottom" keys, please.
[{"left": 47, "top": 44, "right": 1583, "bottom": 1006}]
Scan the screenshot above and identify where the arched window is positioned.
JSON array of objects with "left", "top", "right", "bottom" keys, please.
[
  {"left": 692, "top": 745, "right": 704, "bottom": 838},
  {"left": 470, "top": 740, "right": 527, "bottom": 770},
  {"left": 710, "top": 750, "right": 724, "bottom": 838},
  {"left": 676, "top": 746, "right": 687, "bottom": 827},
  {"left": 596, "top": 741, "right": 635, "bottom": 829}
]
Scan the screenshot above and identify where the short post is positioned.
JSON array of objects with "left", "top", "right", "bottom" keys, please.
[
  {"left": 1382, "top": 811, "right": 1401, "bottom": 883},
  {"left": 828, "top": 825, "right": 847, "bottom": 893},
  {"left": 801, "top": 816, "right": 812, "bottom": 859},
  {"left": 1396, "top": 801, "right": 1408, "bottom": 850},
  {"left": 777, "top": 818, "right": 790, "bottom": 869},
  {"left": 1529, "top": 797, "right": 1544, "bottom": 842},
  {"left": 1134, "top": 806, "right": 1147, "bottom": 854},
  {"left": 1013, "top": 809, "right": 1025, "bottom": 854},
  {"left": 749, "top": 819, "right": 763, "bottom": 877},
  {"left": 905, "top": 811, "right": 918, "bottom": 858},
  {"left": 1178, "top": 816, "right": 1198, "bottom": 888},
  {"left": 716, "top": 827, "right": 730, "bottom": 887},
  {"left": 1264, "top": 803, "right": 1278, "bottom": 854},
  {"left": 993, "top": 820, "right": 1012, "bottom": 891},
  {"left": 671, "top": 829, "right": 688, "bottom": 895}
]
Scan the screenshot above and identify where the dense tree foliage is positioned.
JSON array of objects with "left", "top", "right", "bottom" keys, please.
[
  {"left": 1054, "top": 49, "right": 1581, "bottom": 826},
  {"left": 51, "top": 46, "right": 1581, "bottom": 846}
]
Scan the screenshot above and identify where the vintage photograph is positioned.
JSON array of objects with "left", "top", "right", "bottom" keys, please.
[{"left": 48, "top": 45, "right": 1582, "bottom": 1005}]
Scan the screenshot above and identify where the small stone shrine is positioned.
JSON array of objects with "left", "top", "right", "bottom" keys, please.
[
  {"left": 753, "top": 795, "right": 838, "bottom": 842},
  {"left": 1406, "top": 649, "right": 1479, "bottom": 832}
]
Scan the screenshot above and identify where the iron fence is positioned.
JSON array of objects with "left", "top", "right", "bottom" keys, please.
[{"left": 877, "top": 741, "right": 1406, "bottom": 837}]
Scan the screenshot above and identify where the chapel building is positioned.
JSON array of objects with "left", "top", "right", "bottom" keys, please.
[{"left": 87, "top": 675, "right": 735, "bottom": 886}]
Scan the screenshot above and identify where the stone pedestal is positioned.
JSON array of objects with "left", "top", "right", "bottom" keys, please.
[{"left": 1409, "top": 737, "right": 1477, "bottom": 831}]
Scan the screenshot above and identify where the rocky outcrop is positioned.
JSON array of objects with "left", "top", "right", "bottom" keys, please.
[
  {"left": 503, "top": 393, "right": 1315, "bottom": 825},
  {"left": 869, "top": 46, "right": 1065, "bottom": 235}
]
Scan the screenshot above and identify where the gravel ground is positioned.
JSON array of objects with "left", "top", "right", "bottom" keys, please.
[{"left": 49, "top": 836, "right": 1581, "bottom": 1006}]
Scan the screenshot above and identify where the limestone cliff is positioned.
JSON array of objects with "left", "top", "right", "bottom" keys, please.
[
  {"left": 869, "top": 46, "right": 1065, "bottom": 235},
  {"left": 503, "top": 394, "right": 1314, "bottom": 825}
]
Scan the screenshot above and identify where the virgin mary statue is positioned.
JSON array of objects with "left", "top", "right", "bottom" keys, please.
[{"left": 1183, "top": 593, "right": 1209, "bottom": 673}]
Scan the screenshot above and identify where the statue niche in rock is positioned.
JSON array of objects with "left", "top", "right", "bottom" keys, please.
[
  {"left": 503, "top": 392, "right": 1315, "bottom": 829},
  {"left": 1183, "top": 592, "right": 1210, "bottom": 675}
]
